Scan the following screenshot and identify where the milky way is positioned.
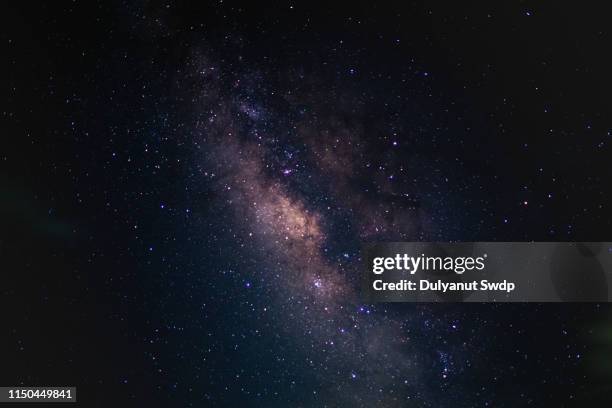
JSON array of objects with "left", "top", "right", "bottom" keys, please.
[
  {"left": 181, "top": 49, "right": 484, "bottom": 406},
  {"left": 7, "top": 2, "right": 609, "bottom": 406}
]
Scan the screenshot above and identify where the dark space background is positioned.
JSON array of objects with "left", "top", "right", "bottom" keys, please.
[{"left": 3, "top": 1, "right": 612, "bottom": 406}]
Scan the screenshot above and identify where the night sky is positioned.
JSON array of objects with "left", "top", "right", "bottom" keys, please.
[{"left": 3, "top": 1, "right": 612, "bottom": 406}]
